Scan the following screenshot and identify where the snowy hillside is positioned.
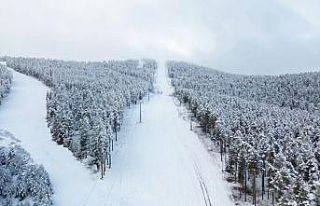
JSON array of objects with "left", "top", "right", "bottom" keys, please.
[
  {"left": 3, "top": 57, "right": 319, "bottom": 205},
  {"left": 168, "top": 61, "right": 320, "bottom": 205},
  {"left": 5, "top": 57, "right": 157, "bottom": 178},
  {"left": 0, "top": 59, "right": 234, "bottom": 206},
  {"left": 6, "top": 57, "right": 320, "bottom": 205}
]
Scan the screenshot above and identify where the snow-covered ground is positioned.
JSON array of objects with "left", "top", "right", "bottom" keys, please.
[
  {"left": 0, "top": 62, "right": 233, "bottom": 206},
  {"left": 0, "top": 66, "right": 99, "bottom": 205}
]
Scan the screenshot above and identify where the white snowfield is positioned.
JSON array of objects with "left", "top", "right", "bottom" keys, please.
[{"left": 0, "top": 62, "right": 233, "bottom": 206}]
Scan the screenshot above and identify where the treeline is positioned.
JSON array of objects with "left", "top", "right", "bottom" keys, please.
[
  {"left": 169, "top": 62, "right": 320, "bottom": 113},
  {"left": 4, "top": 57, "right": 157, "bottom": 178},
  {"left": 0, "top": 64, "right": 12, "bottom": 104},
  {"left": 0, "top": 130, "right": 53, "bottom": 206},
  {"left": 168, "top": 61, "right": 320, "bottom": 205}
]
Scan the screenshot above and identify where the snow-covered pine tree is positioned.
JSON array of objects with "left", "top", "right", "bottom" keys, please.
[
  {"left": 0, "top": 64, "right": 12, "bottom": 104},
  {"left": 0, "top": 141, "right": 53, "bottom": 205},
  {"left": 4, "top": 57, "right": 157, "bottom": 177}
]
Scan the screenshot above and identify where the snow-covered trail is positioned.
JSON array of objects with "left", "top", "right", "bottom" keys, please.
[
  {"left": 0, "top": 67, "right": 98, "bottom": 205},
  {"left": 88, "top": 61, "right": 234, "bottom": 206},
  {"left": 0, "top": 62, "right": 233, "bottom": 206}
]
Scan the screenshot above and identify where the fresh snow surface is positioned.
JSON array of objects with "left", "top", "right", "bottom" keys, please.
[{"left": 0, "top": 62, "right": 233, "bottom": 206}]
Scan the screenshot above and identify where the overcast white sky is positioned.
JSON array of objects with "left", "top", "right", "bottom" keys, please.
[{"left": 1, "top": 0, "right": 320, "bottom": 74}]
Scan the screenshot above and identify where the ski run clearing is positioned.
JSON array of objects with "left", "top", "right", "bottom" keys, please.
[{"left": 0, "top": 61, "right": 233, "bottom": 206}]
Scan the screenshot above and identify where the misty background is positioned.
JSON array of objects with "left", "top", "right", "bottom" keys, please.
[{"left": 1, "top": 0, "right": 320, "bottom": 74}]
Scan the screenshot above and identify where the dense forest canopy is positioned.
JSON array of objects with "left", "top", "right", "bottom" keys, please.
[
  {"left": 168, "top": 61, "right": 320, "bottom": 205},
  {"left": 4, "top": 57, "right": 157, "bottom": 178}
]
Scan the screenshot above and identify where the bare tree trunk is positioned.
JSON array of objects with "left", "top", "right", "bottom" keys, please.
[
  {"left": 262, "top": 159, "right": 265, "bottom": 200},
  {"left": 115, "top": 127, "right": 118, "bottom": 141},
  {"left": 111, "top": 139, "right": 114, "bottom": 151},
  {"left": 139, "top": 101, "right": 142, "bottom": 123},
  {"left": 272, "top": 191, "right": 275, "bottom": 205},
  {"left": 220, "top": 138, "right": 224, "bottom": 173},
  {"left": 253, "top": 167, "right": 256, "bottom": 206},
  {"left": 108, "top": 153, "right": 112, "bottom": 169},
  {"left": 244, "top": 160, "right": 247, "bottom": 202},
  {"left": 220, "top": 139, "right": 223, "bottom": 162},
  {"left": 235, "top": 154, "right": 238, "bottom": 183},
  {"left": 100, "top": 160, "right": 105, "bottom": 179}
]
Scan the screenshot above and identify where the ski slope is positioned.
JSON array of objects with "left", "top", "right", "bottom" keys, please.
[
  {"left": 0, "top": 62, "right": 233, "bottom": 206},
  {"left": 92, "top": 61, "right": 234, "bottom": 206},
  {"left": 0, "top": 66, "right": 100, "bottom": 205}
]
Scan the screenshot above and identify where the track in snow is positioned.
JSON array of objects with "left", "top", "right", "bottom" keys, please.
[{"left": 0, "top": 62, "right": 233, "bottom": 206}]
